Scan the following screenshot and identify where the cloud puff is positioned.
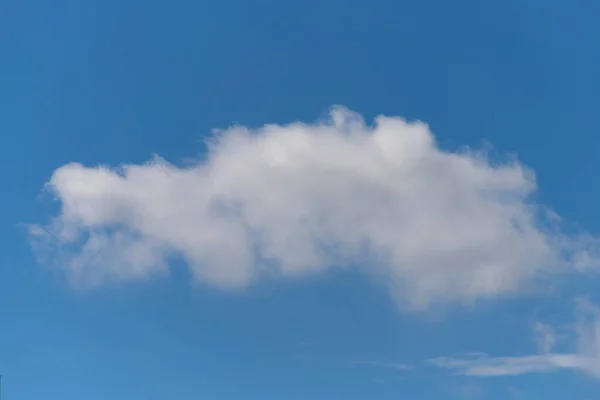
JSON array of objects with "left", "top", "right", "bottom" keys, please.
[
  {"left": 29, "top": 107, "right": 599, "bottom": 308},
  {"left": 429, "top": 300, "right": 600, "bottom": 378}
]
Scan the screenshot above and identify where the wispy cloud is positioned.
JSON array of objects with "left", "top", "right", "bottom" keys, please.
[
  {"left": 507, "top": 385, "right": 527, "bottom": 398},
  {"left": 448, "top": 383, "right": 484, "bottom": 399},
  {"left": 429, "top": 353, "right": 585, "bottom": 376},
  {"left": 430, "top": 300, "right": 600, "bottom": 379},
  {"left": 533, "top": 321, "right": 557, "bottom": 353},
  {"left": 352, "top": 360, "right": 412, "bottom": 371}
]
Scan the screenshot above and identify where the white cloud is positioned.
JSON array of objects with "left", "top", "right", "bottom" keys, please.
[
  {"left": 430, "top": 301, "right": 600, "bottom": 378},
  {"left": 29, "top": 107, "right": 600, "bottom": 308}
]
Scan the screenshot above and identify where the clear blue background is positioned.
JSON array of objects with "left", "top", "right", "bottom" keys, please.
[{"left": 2, "top": 0, "right": 600, "bottom": 398}]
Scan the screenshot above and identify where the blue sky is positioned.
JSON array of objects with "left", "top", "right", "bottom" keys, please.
[{"left": 2, "top": 0, "right": 600, "bottom": 398}]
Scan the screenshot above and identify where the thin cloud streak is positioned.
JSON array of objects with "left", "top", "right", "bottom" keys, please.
[
  {"left": 430, "top": 300, "right": 600, "bottom": 379},
  {"left": 352, "top": 360, "right": 412, "bottom": 370},
  {"left": 429, "top": 353, "right": 585, "bottom": 377}
]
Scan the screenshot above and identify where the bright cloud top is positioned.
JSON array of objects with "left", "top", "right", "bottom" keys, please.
[{"left": 29, "top": 107, "right": 598, "bottom": 308}]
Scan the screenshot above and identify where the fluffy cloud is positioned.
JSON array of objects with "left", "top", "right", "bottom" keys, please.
[
  {"left": 29, "top": 107, "right": 599, "bottom": 308},
  {"left": 430, "top": 300, "right": 600, "bottom": 378}
]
